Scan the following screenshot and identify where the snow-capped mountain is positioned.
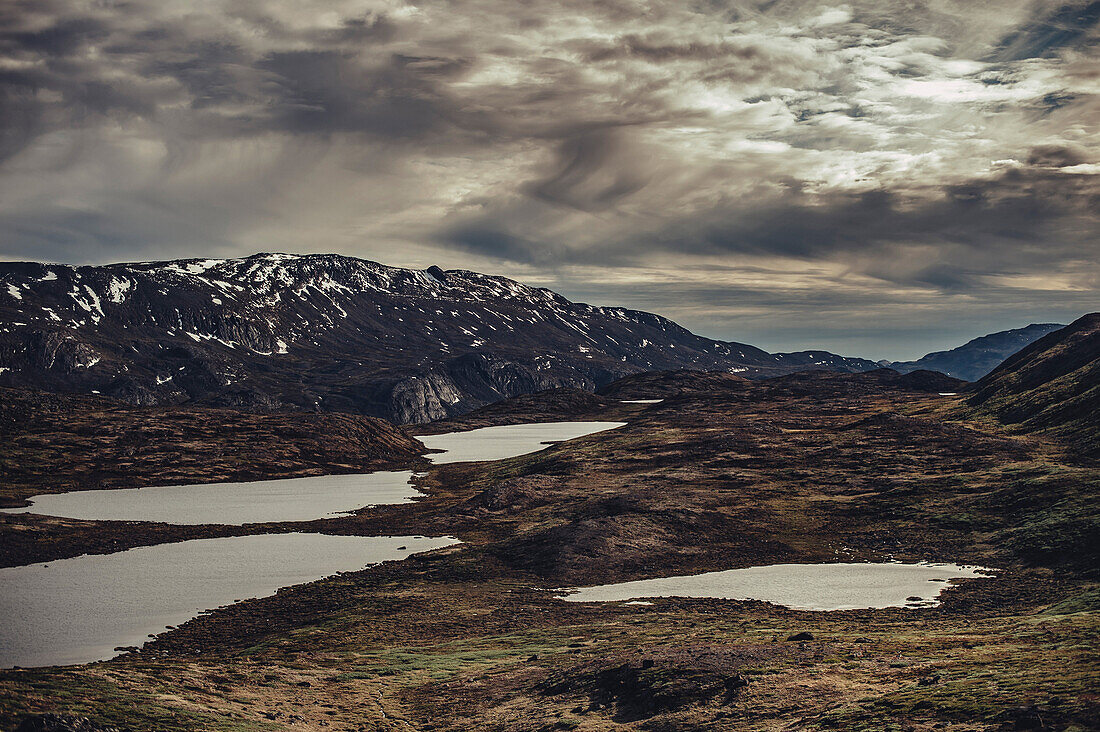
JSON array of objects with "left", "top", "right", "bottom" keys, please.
[{"left": 0, "top": 253, "right": 877, "bottom": 422}]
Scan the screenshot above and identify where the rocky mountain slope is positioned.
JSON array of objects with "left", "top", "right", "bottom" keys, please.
[
  {"left": 0, "top": 253, "right": 877, "bottom": 423},
  {"left": 414, "top": 387, "right": 619, "bottom": 435},
  {"left": 888, "top": 322, "right": 1064, "bottom": 381},
  {"left": 963, "top": 314, "right": 1100, "bottom": 457}
]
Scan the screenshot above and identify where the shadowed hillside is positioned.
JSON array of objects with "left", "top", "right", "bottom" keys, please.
[{"left": 963, "top": 313, "right": 1100, "bottom": 458}]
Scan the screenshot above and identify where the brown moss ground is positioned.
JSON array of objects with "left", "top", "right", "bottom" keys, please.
[{"left": 0, "top": 387, "right": 426, "bottom": 508}]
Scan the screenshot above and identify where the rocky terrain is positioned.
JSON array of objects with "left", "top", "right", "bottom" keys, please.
[
  {"left": 1, "top": 361, "right": 1097, "bottom": 731},
  {"left": 887, "top": 323, "right": 1065, "bottom": 381},
  {"left": 0, "top": 253, "right": 878, "bottom": 423},
  {"left": 601, "top": 366, "right": 967, "bottom": 401}
]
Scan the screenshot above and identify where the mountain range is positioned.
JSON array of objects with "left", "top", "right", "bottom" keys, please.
[
  {"left": 0, "top": 253, "right": 878, "bottom": 423},
  {"left": 886, "top": 323, "right": 1065, "bottom": 381}
]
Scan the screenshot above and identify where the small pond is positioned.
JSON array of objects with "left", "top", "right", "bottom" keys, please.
[
  {"left": 0, "top": 471, "right": 419, "bottom": 525},
  {"left": 418, "top": 421, "right": 625, "bottom": 464},
  {"left": 559, "top": 562, "right": 994, "bottom": 611}
]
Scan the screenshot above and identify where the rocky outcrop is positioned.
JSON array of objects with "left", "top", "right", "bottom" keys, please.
[
  {"left": 389, "top": 372, "right": 465, "bottom": 424},
  {"left": 416, "top": 387, "right": 616, "bottom": 434},
  {"left": 22, "top": 331, "right": 100, "bottom": 373},
  {"left": 15, "top": 715, "right": 121, "bottom": 732},
  {"left": 541, "top": 659, "right": 749, "bottom": 721}
]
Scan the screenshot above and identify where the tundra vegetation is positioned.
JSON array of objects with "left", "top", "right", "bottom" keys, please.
[{"left": 1, "top": 327, "right": 1097, "bottom": 730}]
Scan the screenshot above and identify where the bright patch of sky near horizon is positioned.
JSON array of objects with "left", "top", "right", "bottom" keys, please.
[{"left": 0, "top": 0, "right": 1097, "bottom": 359}]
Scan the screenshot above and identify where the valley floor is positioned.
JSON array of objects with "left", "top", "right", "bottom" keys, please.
[{"left": 1, "top": 372, "right": 1097, "bottom": 731}]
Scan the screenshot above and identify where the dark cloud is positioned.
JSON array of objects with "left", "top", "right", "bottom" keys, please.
[
  {"left": 627, "top": 165, "right": 1098, "bottom": 288},
  {"left": 144, "top": 41, "right": 251, "bottom": 109},
  {"left": 993, "top": 1, "right": 1100, "bottom": 60},
  {"left": 316, "top": 14, "right": 398, "bottom": 45},
  {"left": 0, "top": 14, "right": 158, "bottom": 160},
  {"left": 523, "top": 129, "right": 650, "bottom": 211},
  {"left": 254, "top": 50, "right": 467, "bottom": 138},
  {"left": 4, "top": 16, "right": 108, "bottom": 55},
  {"left": 582, "top": 34, "right": 764, "bottom": 63},
  {"left": 1026, "top": 143, "right": 1089, "bottom": 167},
  {"left": 0, "top": 5, "right": 473, "bottom": 161},
  {"left": 443, "top": 161, "right": 1099, "bottom": 298},
  {"left": 444, "top": 225, "right": 558, "bottom": 265},
  {"left": 0, "top": 83, "right": 43, "bottom": 161}
]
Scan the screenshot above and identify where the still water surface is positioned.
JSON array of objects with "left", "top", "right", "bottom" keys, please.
[
  {"left": 418, "top": 421, "right": 625, "bottom": 464},
  {"left": 0, "top": 471, "right": 419, "bottom": 525},
  {"left": 0, "top": 533, "right": 458, "bottom": 668},
  {"left": 1, "top": 422, "right": 626, "bottom": 525},
  {"left": 0, "top": 421, "right": 624, "bottom": 667},
  {"left": 560, "top": 562, "right": 994, "bottom": 611}
]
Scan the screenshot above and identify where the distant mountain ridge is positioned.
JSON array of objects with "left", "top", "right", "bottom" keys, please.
[
  {"left": 599, "top": 367, "right": 967, "bottom": 401},
  {"left": 887, "top": 323, "right": 1065, "bottom": 381},
  {"left": 963, "top": 314, "right": 1100, "bottom": 457},
  {"left": 0, "top": 253, "right": 878, "bottom": 423}
]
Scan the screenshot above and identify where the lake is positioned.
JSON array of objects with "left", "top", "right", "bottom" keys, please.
[
  {"left": 0, "top": 533, "right": 458, "bottom": 668},
  {"left": 1, "top": 421, "right": 626, "bottom": 525},
  {"left": 0, "top": 471, "right": 419, "bottom": 525},
  {"left": 559, "top": 562, "right": 994, "bottom": 611}
]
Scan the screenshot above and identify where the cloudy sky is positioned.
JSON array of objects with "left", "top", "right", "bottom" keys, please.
[{"left": 1, "top": 0, "right": 1097, "bottom": 359}]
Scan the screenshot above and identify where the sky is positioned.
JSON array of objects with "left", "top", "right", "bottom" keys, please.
[{"left": 0, "top": 0, "right": 1097, "bottom": 360}]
